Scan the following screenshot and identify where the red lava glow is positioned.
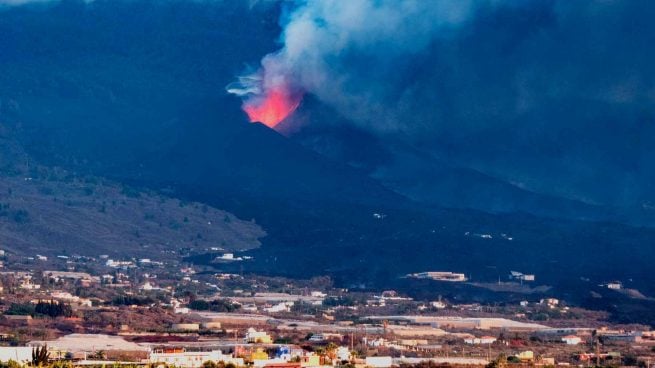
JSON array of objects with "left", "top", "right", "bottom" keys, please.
[{"left": 243, "top": 88, "right": 302, "bottom": 129}]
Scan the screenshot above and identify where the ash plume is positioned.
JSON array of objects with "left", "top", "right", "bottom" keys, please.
[
  {"left": 228, "top": 0, "right": 475, "bottom": 129},
  {"left": 229, "top": 0, "right": 655, "bottom": 208}
]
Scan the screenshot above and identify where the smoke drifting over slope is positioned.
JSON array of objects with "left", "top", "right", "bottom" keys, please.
[
  {"left": 228, "top": 0, "right": 474, "bottom": 129},
  {"left": 231, "top": 0, "right": 655, "bottom": 209}
]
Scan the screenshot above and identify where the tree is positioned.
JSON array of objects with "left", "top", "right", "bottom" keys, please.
[
  {"left": 507, "top": 356, "right": 521, "bottom": 364},
  {"left": 324, "top": 343, "right": 338, "bottom": 362},
  {"left": 486, "top": 354, "right": 508, "bottom": 368},
  {"left": 90, "top": 350, "right": 106, "bottom": 360},
  {"left": 34, "top": 300, "right": 73, "bottom": 318},
  {"left": 189, "top": 299, "right": 240, "bottom": 313},
  {"left": 6, "top": 303, "right": 36, "bottom": 316},
  {"left": 32, "top": 345, "right": 50, "bottom": 366}
]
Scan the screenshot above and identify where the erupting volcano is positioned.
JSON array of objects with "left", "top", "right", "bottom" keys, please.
[
  {"left": 226, "top": 37, "right": 306, "bottom": 129},
  {"left": 243, "top": 87, "right": 303, "bottom": 129}
]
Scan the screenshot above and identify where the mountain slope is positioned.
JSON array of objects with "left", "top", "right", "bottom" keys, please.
[
  {"left": 288, "top": 96, "right": 655, "bottom": 226},
  {"left": 0, "top": 170, "right": 265, "bottom": 259},
  {"left": 1, "top": 1, "right": 655, "bottom": 321}
]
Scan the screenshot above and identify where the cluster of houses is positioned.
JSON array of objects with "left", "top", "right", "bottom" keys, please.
[{"left": 0, "top": 331, "right": 489, "bottom": 368}]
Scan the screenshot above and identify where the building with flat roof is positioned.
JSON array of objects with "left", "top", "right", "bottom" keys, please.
[
  {"left": 28, "top": 334, "right": 149, "bottom": 357},
  {"left": 150, "top": 349, "right": 243, "bottom": 368},
  {"left": 0, "top": 347, "right": 32, "bottom": 365},
  {"left": 408, "top": 272, "right": 467, "bottom": 282}
]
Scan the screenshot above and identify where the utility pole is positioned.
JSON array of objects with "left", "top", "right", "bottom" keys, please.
[{"left": 594, "top": 329, "right": 601, "bottom": 367}]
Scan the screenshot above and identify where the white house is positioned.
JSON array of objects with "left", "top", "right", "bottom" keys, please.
[
  {"left": 19, "top": 279, "right": 40, "bottom": 290},
  {"left": 539, "top": 298, "right": 559, "bottom": 308},
  {"left": 430, "top": 301, "right": 447, "bottom": 309},
  {"left": 244, "top": 328, "right": 272, "bottom": 344},
  {"left": 49, "top": 291, "right": 92, "bottom": 307}
]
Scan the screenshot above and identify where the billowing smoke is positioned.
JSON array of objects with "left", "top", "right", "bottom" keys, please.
[
  {"left": 227, "top": 0, "right": 474, "bottom": 130},
  {"left": 229, "top": 0, "right": 655, "bottom": 209}
]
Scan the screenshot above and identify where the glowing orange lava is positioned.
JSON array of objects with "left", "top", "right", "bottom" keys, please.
[{"left": 243, "top": 88, "right": 302, "bottom": 128}]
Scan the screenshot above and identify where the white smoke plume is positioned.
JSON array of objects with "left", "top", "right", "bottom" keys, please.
[{"left": 229, "top": 0, "right": 476, "bottom": 130}]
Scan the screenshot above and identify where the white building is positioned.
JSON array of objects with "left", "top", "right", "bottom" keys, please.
[
  {"left": 509, "top": 271, "right": 535, "bottom": 282},
  {"left": 410, "top": 272, "right": 467, "bottom": 282},
  {"left": 464, "top": 336, "right": 497, "bottom": 345},
  {"left": 430, "top": 301, "right": 446, "bottom": 309},
  {"left": 336, "top": 347, "right": 351, "bottom": 362},
  {"left": 174, "top": 307, "right": 190, "bottom": 314},
  {"left": 150, "top": 350, "right": 243, "bottom": 368},
  {"left": 241, "top": 304, "right": 258, "bottom": 312},
  {"left": 308, "top": 334, "right": 325, "bottom": 342},
  {"left": 539, "top": 298, "right": 559, "bottom": 308},
  {"left": 366, "top": 356, "right": 393, "bottom": 368},
  {"left": 215, "top": 253, "right": 243, "bottom": 261},
  {"left": 49, "top": 291, "right": 92, "bottom": 307},
  {"left": 244, "top": 328, "right": 272, "bottom": 344},
  {"left": 106, "top": 259, "right": 134, "bottom": 268},
  {"left": 29, "top": 334, "right": 149, "bottom": 355},
  {"left": 606, "top": 282, "right": 622, "bottom": 290},
  {"left": 19, "top": 276, "right": 40, "bottom": 290},
  {"left": 366, "top": 338, "right": 387, "bottom": 347},
  {"left": 562, "top": 335, "right": 582, "bottom": 345},
  {"left": 264, "top": 302, "right": 293, "bottom": 313},
  {"left": 0, "top": 347, "right": 32, "bottom": 364}
]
